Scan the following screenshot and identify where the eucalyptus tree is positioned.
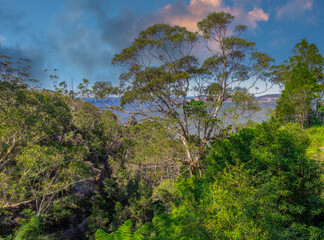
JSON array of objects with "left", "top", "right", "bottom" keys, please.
[
  {"left": 276, "top": 62, "right": 320, "bottom": 128},
  {"left": 272, "top": 39, "right": 324, "bottom": 125},
  {"left": 271, "top": 39, "right": 323, "bottom": 87},
  {"left": 291, "top": 39, "right": 324, "bottom": 121},
  {"left": 290, "top": 39, "right": 323, "bottom": 82},
  {"left": 96, "top": 12, "right": 273, "bottom": 175}
]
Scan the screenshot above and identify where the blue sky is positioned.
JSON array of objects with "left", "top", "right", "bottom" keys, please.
[{"left": 0, "top": 0, "right": 323, "bottom": 93}]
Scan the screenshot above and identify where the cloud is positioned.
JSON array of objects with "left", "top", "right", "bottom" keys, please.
[
  {"left": 45, "top": 0, "right": 272, "bottom": 86},
  {"left": 0, "top": 6, "right": 47, "bottom": 85},
  {"left": 155, "top": 0, "right": 270, "bottom": 32},
  {"left": 157, "top": 0, "right": 227, "bottom": 31},
  {"left": 47, "top": 0, "right": 154, "bottom": 84},
  {"left": 248, "top": 7, "right": 269, "bottom": 28},
  {"left": 248, "top": 7, "right": 269, "bottom": 21},
  {"left": 0, "top": 0, "right": 271, "bottom": 88},
  {"left": 48, "top": 0, "right": 225, "bottom": 84},
  {"left": 276, "top": 0, "right": 314, "bottom": 20}
]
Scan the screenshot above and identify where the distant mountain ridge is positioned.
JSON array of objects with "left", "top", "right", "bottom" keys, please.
[
  {"left": 86, "top": 94, "right": 281, "bottom": 107},
  {"left": 255, "top": 94, "right": 280, "bottom": 103},
  {"left": 189, "top": 94, "right": 281, "bottom": 103}
]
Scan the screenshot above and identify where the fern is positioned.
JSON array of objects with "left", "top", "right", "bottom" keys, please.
[
  {"left": 95, "top": 220, "right": 147, "bottom": 240},
  {"left": 112, "top": 220, "right": 132, "bottom": 240},
  {"left": 14, "top": 216, "right": 42, "bottom": 240},
  {"left": 133, "top": 224, "right": 149, "bottom": 240},
  {"left": 95, "top": 229, "right": 113, "bottom": 240}
]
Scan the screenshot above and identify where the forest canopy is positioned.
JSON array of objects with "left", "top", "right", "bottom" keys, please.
[{"left": 0, "top": 11, "right": 323, "bottom": 240}]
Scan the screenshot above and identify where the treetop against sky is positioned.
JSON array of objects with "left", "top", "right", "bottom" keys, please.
[{"left": 0, "top": 0, "right": 323, "bottom": 92}]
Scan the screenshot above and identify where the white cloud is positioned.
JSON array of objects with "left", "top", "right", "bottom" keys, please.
[
  {"left": 248, "top": 7, "right": 269, "bottom": 21},
  {"left": 248, "top": 7, "right": 269, "bottom": 28}
]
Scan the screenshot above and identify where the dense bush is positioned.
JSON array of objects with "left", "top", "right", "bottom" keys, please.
[{"left": 149, "top": 121, "right": 324, "bottom": 239}]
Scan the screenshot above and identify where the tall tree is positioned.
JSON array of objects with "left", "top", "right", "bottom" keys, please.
[
  {"left": 290, "top": 39, "right": 324, "bottom": 81},
  {"left": 272, "top": 39, "right": 324, "bottom": 125},
  {"left": 271, "top": 39, "right": 323, "bottom": 87},
  {"left": 96, "top": 12, "right": 273, "bottom": 175},
  {"left": 291, "top": 39, "right": 324, "bottom": 121},
  {"left": 276, "top": 62, "right": 320, "bottom": 128}
]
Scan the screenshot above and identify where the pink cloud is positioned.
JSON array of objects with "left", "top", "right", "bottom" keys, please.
[
  {"left": 158, "top": 0, "right": 269, "bottom": 31},
  {"left": 247, "top": 7, "right": 269, "bottom": 28},
  {"left": 248, "top": 7, "right": 269, "bottom": 21},
  {"left": 160, "top": 0, "right": 226, "bottom": 31}
]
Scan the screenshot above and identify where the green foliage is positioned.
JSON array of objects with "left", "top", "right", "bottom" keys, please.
[
  {"left": 0, "top": 80, "right": 113, "bottom": 237},
  {"left": 305, "top": 125, "right": 324, "bottom": 158},
  {"left": 14, "top": 216, "right": 56, "bottom": 240},
  {"left": 197, "top": 12, "right": 234, "bottom": 39},
  {"left": 152, "top": 179, "right": 177, "bottom": 206},
  {"left": 68, "top": 99, "right": 122, "bottom": 157},
  {"left": 276, "top": 62, "right": 320, "bottom": 128},
  {"left": 122, "top": 120, "right": 185, "bottom": 182},
  {"left": 0, "top": 88, "right": 72, "bottom": 180},
  {"left": 207, "top": 121, "right": 323, "bottom": 234},
  {"left": 71, "top": 100, "right": 102, "bottom": 136},
  {"left": 151, "top": 121, "right": 324, "bottom": 239},
  {"left": 104, "top": 11, "right": 274, "bottom": 176},
  {"left": 95, "top": 220, "right": 148, "bottom": 240},
  {"left": 95, "top": 229, "right": 112, "bottom": 240},
  {"left": 14, "top": 216, "right": 42, "bottom": 240},
  {"left": 272, "top": 39, "right": 324, "bottom": 127},
  {"left": 185, "top": 100, "right": 207, "bottom": 118},
  {"left": 271, "top": 39, "right": 323, "bottom": 87},
  {"left": 290, "top": 39, "right": 324, "bottom": 80},
  {"left": 0, "top": 86, "right": 96, "bottom": 215},
  {"left": 153, "top": 166, "right": 287, "bottom": 239},
  {"left": 1, "top": 17, "right": 323, "bottom": 240},
  {"left": 44, "top": 195, "right": 79, "bottom": 227},
  {"left": 0, "top": 140, "right": 92, "bottom": 215}
]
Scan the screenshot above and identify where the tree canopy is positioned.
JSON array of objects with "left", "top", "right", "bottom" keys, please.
[
  {"left": 273, "top": 39, "right": 324, "bottom": 127},
  {"left": 95, "top": 12, "right": 274, "bottom": 175},
  {"left": 0, "top": 12, "right": 323, "bottom": 240}
]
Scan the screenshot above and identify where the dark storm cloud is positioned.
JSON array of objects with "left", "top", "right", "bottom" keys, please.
[
  {"left": 47, "top": 0, "right": 194, "bottom": 84},
  {"left": 46, "top": 0, "right": 199, "bottom": 83},
  {"left": 83, "top": 0, "right": 151, "bottom": 50},
  {"left": 0, "top": 0, "right": 273, "bottom": 87},
  {"left": 96, "top": 9, "right": 150, "bottom": 50},
  {"left": 49, "top": 0, "right": 129, "bottom": 81},
  {"left": 1, "top": 0, "right": 199, "bottom": 86}
]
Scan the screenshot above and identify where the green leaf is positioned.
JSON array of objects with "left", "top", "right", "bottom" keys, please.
[{"left": 95, "top": 229, "right": 113, "bottom": 240}]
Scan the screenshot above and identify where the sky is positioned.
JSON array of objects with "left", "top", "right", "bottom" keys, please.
[{"left": 0, "top": 0, "right": 323, "bottom": 93}]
